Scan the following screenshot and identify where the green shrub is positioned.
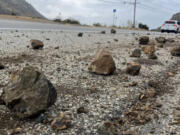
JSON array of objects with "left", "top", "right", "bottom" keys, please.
[
  {"left": 54, "top": 18, "right": 62, "bottom": 23},
  {"left": 139, "top": 23, "right": 149, "bottom": 30},
  {"left": 63, "top": 18, "right": 80, "bottom": 25},
  {"left": 53, "top": 18, "right": 80, "bottom": 25},
  {"left": 11, "top": 12, "right": 17, "bottom": 16},
  {"left": 93, "top": 23, "right": 102, "bottom": 27}
]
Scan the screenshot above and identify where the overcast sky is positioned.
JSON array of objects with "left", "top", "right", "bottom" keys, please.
[{"left": 26, "top": 0, "right": 180, "bottom": 29}]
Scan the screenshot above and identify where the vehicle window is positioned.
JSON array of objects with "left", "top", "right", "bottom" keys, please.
[
  {"left": 165, "top": 21, "right": 175, "bottom": 24},
  {"left": 178, "top": 22, "right": 180, "bottom": 25}
]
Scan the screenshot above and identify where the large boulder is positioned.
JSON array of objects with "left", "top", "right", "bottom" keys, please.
[
  {"left": 126, "top": 62, "right": 141, "bottom": 76},
  {"left": 1, "top": 67, "right": 57, "bottom": 119},
  {"left": 31, "top": 39, "right": 44, "bottom": 49},
  {"left": 88, "top": 49, "right": 116, "bottom": 75},
  {"left": 139, "top": 36, "right": 149, "bottom": 45},
  {"left": 171, "top": 46, "right": 180, "bottom": 56}
]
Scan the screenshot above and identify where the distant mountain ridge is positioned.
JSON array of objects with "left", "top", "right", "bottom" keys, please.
[
  {"left": 171, "top": 12, "right": 180, "bottom": 21},
  {"left": 0, "top": 0, "right": 44, "bottom": 18}
]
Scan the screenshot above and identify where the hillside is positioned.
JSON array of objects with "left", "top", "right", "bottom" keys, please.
[
  {"left": 171, "top": 12, "right": 180, "bottom": 21},
  {"left": 0, "top": 0, "right": 44, "bottom": 18}
]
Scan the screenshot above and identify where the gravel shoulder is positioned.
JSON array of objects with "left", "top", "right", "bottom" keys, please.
[{"left": 0, "top": 30, "right": 179, "bottom": 135}]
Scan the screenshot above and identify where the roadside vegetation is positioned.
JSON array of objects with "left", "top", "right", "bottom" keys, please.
[
  {"left": 138, "top": 23, "right": 149, "bottom": 30},
  {"left": 11, "top": 12, "right": 17, "bottom": 16},
  {"left": 93, "top": 23, "right": 102, "bottom": 27},
  {"left": 92, "top": 20, "right": 149, "bottom": 31},
  {"left": 54, "top": 18, "right": 81, "bottom": 25},
  {"left": 53, "top": 17, "right": 149, "bottom": 31}
]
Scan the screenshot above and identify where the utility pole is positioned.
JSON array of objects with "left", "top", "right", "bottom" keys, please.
[{"left": 133, "top": 0, "right": 137, "bottom": 28}]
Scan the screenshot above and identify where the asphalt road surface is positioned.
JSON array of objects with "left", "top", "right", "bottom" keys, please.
[{"left": 0, "top": 18, "right": 155, "bottom": 34}]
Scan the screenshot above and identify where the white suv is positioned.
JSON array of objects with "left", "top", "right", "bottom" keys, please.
[{"left": 161, "top": 20, "right": 180, "bottom": 33}]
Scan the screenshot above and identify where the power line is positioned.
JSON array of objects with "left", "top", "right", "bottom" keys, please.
[
  {"left": 139, "top": 3, "right": 177, "bottom": 13},
  {"left": 98, "top": 0, "right": 178, "bottom": 13},
  {"left": 98, "top": 0, "right": 138, "bottom": 5},
  {"left": 98, "top": 0, "right": 179, "bottom": 27},
  {"left": 98, "top": 0, "right": 139, "bottom": 27}
]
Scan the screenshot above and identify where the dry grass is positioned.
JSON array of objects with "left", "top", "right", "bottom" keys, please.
[{"left": 0, "top": 15, "right": 53, "bottom": 24}]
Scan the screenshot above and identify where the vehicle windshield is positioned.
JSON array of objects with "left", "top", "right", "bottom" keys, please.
[{"left": 165, "top": 21, "right": 175, "bottom": 24}]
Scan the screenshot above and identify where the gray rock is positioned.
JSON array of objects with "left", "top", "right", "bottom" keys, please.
[
  {"left": 130, "top": 48, "right": 141, "bottom": 58},
  {"left": 139, "top": 36, "right": 149, "bottom": 45},
  {"left": 114, "top": 39, "right": 118, "bottom": 42},
  {"left": 31, "top": 39, "right": 44, "bottom": 50},
  {"left": 171, "top": 46, "right": 180, "bottom": 56},
  {"left": 0, "top": 63, "right": 5, "bottom": 70},
  {"left": 155, "top": 37, "right": 167, "bottom": 44},
  {"left": 167, "top": 38, "right": 175, "bottom": 43},
  {"left": 78, "top": 32, "right": 83, "bottom": 37},
  {"left": 77, "top": 107, "right": 88, "bottom": 114},
  {"left": 126, "top": 62, "right": 141, "bottom": 76},
  {"left": 101, "top": 31, "right": 106, "bottom": 34},
  {"left": 111, "top": 29, "right": 116, "bottom": 34},
  {"left": 88, "top": 49, "right": 116, "bottom": 75},
  {"left": 148, "top": 53, "right": 158, "bottom": 59},
  {"left": 2, "top": 66, "right": 57, "bottom": 119},
  {"left": 98, "top": 121, "right": 120, "bottom": 135},
  {"left": 51, "top": 112, "right": 71, "bottom": 131}
]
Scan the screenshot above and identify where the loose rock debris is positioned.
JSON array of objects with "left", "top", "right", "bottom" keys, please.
[
  {"left": 51, "top": 112, "right": 71, "bottom": 131},
  {"left": 0, "top": 30, "right": 179, "bottom": 135}
]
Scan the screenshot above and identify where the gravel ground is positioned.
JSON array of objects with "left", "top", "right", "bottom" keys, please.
[{"left": 0, "top": 30, "right": 179, "bottom": 135}]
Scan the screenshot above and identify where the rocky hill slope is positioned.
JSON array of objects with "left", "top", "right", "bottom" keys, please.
[
  {"left": 171, "top": 12, "right": 180, "bottom": 21},
  {"left": 0, "top": 0, "right": 44, "bottom": 18}
]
